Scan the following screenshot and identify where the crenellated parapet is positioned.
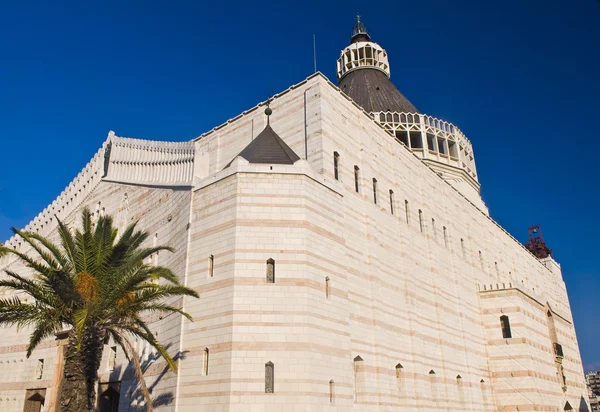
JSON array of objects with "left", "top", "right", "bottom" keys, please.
[
  {"left": 3, "top": 137, "right": 109, "bottom": 253},
  {"left": 104, "top": 133, "right": 195, "bottom": 187}
]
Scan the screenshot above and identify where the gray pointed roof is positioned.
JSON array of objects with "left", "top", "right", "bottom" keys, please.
[{"left": 226, "top": 124, "right": 300, "bottom": 168}]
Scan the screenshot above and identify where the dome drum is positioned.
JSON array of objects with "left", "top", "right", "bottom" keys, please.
[
  {"left": 337, "top": 41, "right": 390, "bottom": 81},
  {"left": 373, "top": 111, "right": 479, "bottom": 186}
]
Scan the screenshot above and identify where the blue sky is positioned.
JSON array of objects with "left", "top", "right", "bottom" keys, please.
[{"left": 1, "top": 0, "right": 599, "bottom": 369}]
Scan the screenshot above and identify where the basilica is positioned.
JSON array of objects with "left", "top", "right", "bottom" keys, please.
[{"left": 0, "top": 17, "right": 589, "bottom": 412}]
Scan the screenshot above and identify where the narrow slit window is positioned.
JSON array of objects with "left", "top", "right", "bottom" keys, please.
[
  {"left": 266, "top": 258, "right": 275, "bottom": 283},
  {"left": 389, "top": 190, "right": 394, "bottom": 214},
  {"left": 265, "top": 362, "right": 274, "bottom": 393},
  {"left": 333, "top": 152, "right": 340, "bottom": 180},
  {"left": 372, "top": 178, "right": 377, "bottom": 204},
  {"left": 500, "top": 315, "right": 512, "bottom": 339},
  {"left": 329, "top": 380, "right": 335, "bottom": 404},
  {"left": 109, "top": 346, "right": 117, "bottom": 371},
  {"left": 457, "top": 375, "right": 465, "bottom": 403},
  {"left": 203, "top": 348, "right": 209, "bottom": 375},
  {"left": 431, "top": 218, "right": 436, "bottom": 238},
  {"left": 495, "top": 262, "right": 499, "bottom": 277},
  {"left": 405, "top": 200, "right": 410, "bottom": 224},
  {"left": 354, "top": 166, "right": 360, "bottom": 193},
  {"left": 429, "top": 370, "right": 437, "bottom": 404},
  {"left": 325, "top": 276, "right": 330, "bottom": 299},
  {"left": 353, "top": 356, "right": 364, "bottom": 402},
  {"left": 479, "top": 251, "right": 484, "bottom": 271},
  {"left": 418, "top": 210, "right": 424, "bottom": 233},
  {"left": 443, "top": 226, "right": 448, "bottom": 248},
  {"left": 461, "top": 239, "right": 466, "bottom": 259},
  {"left": 36, "top": 359, "right": 44, "bottom": 379},
  {"left": 209, "top": 254, "right": 214, "bottom": 278}
]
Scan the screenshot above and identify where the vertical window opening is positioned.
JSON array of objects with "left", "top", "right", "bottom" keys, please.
[
  {"left": 431, "top": 218, "right": 436, "bottom": 238},
  {"left": 479, "top": 251, "right": 484, "bottom": 271},
  {"left": 457, "top": 375, "right": 465, "bottom": 404},
  {"left": 329, "top": 380, "right": 335, "bottom": 404},
  {"left": 354, "top": 166, "right": 360, "bottom": 193},
  {"left": 389, "top": 190, "right": 394, "bottom": 214},
  {"left": 109, "top": 346, "right": 117, "bottom": 371},
  {"left": 266, "top": 258, "right": 275, "bottom": 283},
  {"left": 480, "top": 379, "right": 488, "bottom": 405},
  {"left": 333, "top": 152, "right": 340, "bottom": 180},
  {"left": 405, "top": 200, "right": 410, "bottom": 224},
  {"left": 372, "top": 178, "right": 377, "bottom": 204},
  {"left": 443, "top": 226, "right": 448, "bottom": 248},
  {"left": 395, "top": 363, "right": 404, "bottom": 396},
  {"left": 429, "top": 370, "right": 437, "bottom": 404},
  {"left": 500, "top": 315, "right": 512, "bottom": 339},
  {"left": 353, "top": 356, "right": 363, "bottom": 402},
  {"left": 461, "top": 239, "right": 466, "bottom": 259},
  {"left": 495, "top": 262, "right": 499, "bottom": 278},
  {"left": 418, "top": 210, "right": 424, "bottom": 233},
  {"left": 36, "top": 359, "right": 44, "bottom": 379},
  {"left": 325, "top": 276, "right": 330, "bottom": 299},
  {"left": 209, "top": 254, "right": 214, "bottom": 278},
  {"left": 265, "top": 362, "right": 274, "bottom": 393},
  {"left": 203, "top": 348, "right": 209, "bottom": 376}
]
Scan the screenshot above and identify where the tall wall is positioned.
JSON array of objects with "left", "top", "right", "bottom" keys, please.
[{"left": 0, "top": 176, "right": 192, "bottom": 411}]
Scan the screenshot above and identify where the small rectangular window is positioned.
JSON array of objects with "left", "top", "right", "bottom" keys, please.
[
  {"left": 354, "top": 166, "right": 360, "bottom": 193},
  {"left": 333, "top": 152, "right": 340, "bottom": 180},
  {"left": 265, "top": 362, "right": 274, "bottom": 393},
  {"left": 325, "top": 276, "right": 330, "bottom": 299},
  {"left": 405, "top": 200, "right": 410, "bottom": 224},
  {"left": 389, "top": 190, "right": 394, "bottom": 214},
  {"left": 500, "top": 315, "right": 512, "bottom": 339},
  {"left": 396, "top": 131, "right": 409, "bottom": 146},
  {"left": 448, "top": 140, "right": 458, "bottom": 158},
  {"left": 372, "top": 178, "right": 377, "bottom": 204},
  {"left": 438, "top": 137, "right": 447, "bottom": 155},
  {"left": 203, "top": 348, "right": 209, "bottom": 375},
  {"left": 426, "top": 133, "right": 436, "bottom": 151},
  {"left": 209, "top": 254, "right": 214, "bottom": 278},
  {"left": 418, "top": 210, "right": 424, "bottom": 233},
  {"left": 431, "top": 218, "right": 436, "bottom": 237}
]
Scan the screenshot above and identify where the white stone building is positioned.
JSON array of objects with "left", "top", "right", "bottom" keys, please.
[{"left": 0, "top": 17, "right": 590, "bottom": 412}]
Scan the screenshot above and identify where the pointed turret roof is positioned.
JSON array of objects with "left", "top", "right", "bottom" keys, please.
[{"left": 225, "top": 122, "right": 300, "bottom": 168}]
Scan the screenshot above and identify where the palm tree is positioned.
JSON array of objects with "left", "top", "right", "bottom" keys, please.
[{"left": 0, "top": 208, "right": 199, "bottom": 411}]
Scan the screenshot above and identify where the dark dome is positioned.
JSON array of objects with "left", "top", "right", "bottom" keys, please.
[{"left": 339, "top": 68, "right": 420, "bottom": 114}]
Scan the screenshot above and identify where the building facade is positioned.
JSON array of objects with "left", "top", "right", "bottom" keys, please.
[{"left": 0, "top": 18, "right": 590, "bottom": 412}]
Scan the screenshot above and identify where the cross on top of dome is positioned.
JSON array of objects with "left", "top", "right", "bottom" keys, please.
[{"left": 351, "top": 13, "right": 371, "bottom": 43}]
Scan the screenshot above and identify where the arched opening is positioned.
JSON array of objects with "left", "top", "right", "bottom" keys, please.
[
  {"left": 457, "top": 375, "right": 465, "bottom": 404},
  {"left": 329, "top": 379, "right": 335, "bottom": 404},
  {"left": 353, "top": 356, "right": 364, "bottom": 402},
  {"left": 500, "top": 315, "right": 512, "bottom": 339}
]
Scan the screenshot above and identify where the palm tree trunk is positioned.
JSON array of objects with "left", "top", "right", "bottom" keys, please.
[
  {"left": 81, "top": 325, "right": 104, "bottom": 411},
  {"left": 59, "top": 332, "right": 90, "bottom": 412}
]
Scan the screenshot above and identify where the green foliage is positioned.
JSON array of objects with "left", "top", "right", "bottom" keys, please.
[{"left": 0, "top": 207, "right": 199, "bottom": 369}]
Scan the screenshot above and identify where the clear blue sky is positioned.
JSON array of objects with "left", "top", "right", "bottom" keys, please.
[{"left": 1, "top": 1, "right": 599, "bottom": 369}]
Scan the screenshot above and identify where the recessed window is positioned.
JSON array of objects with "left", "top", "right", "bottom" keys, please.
[
  {"left": 35, "top": 359, "right": 44, "bottom": 380},
  {"left": 325, "top": 276, "right": 331, "bottom": 299},
  {"left": 265, "top": 362, "right": 274, "bottom": 393},
  {"left": 389, "top": 190, "right": 394, "bottom": 214},
  {"left": 354, "top": 166, "right": 360, "bottom": 193},
  {"left": 372, "top": 179, "right": 377, "bottom": 204},
  {"left": 431, "top": 218, "right": 436, "bottom": 238},
  {"left": 426, "top": 133, "right": 436, "bottom": 151},
  {"left": 461, "top": 239, "right": 466, "bottom": 259},
  {"left": 418, "top": 210, "right": 424, "bottom": 233},
  {"left": 109, "top": 346, "right": 117, "bottom": 371},
  {"left": 443, "top": 226, "right": 448, "bottom": 248},
  {"left": 405, "top": 200, "right": 410, "bottom": 224},
  {"left": 479, "top": 251, "right": 484, "bottom": 271},
  {"left": 329, "top": 380, "right": 335, "bottom": 404},
  {"left": 266, "top": 258, "right": 275, "bottom": 283},
  {"left": 396, "top": 130, "right": 409, "bottom": 146},
  {"left": 203, "top": 348, "right": 209, "bottom": 375},
  {"left": 333, "top": 152, "right": 340, "bottom": 180},
  {"left": 209, "top": 254, "right": 214, "bottom": 278},
  {"left": 409, "top": 131, "right": 423, "bottom": 149},
  {"left": 500, "top": 315, "right": 512, "bottom": 339},
  {"left": 437, "top": 137, "right": 447, "bottom": 155}
]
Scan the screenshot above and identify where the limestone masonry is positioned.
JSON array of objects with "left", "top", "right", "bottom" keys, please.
[{"left": 0, "top": 17, "right": 589, "bottom": 412}]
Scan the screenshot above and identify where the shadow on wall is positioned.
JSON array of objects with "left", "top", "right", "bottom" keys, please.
[
  {"left": 580, "top": 396, "right": 590, "bottom": 412},
  {"left": 103, "top": 344, "right": 189, "bottom": 411}
]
